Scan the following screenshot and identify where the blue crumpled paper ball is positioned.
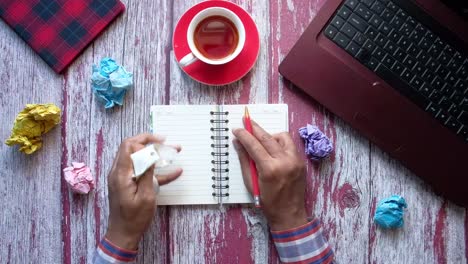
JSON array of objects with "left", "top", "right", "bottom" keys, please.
[
  {"left": 91, "top": 58, "right": 133, "bottom": 109},
  {"left": 298, "top": 124, "right": 334, "bottom": 161},
  {"left": 374, "top": 195, "right": 407, "bottom": 228}
]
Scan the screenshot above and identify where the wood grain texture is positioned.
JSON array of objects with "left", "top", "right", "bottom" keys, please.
[
  {"left": 0, "top": 20, "right": 63, "bottom": 263},
  {"left": 0, "top": 0, "right": 467, "bottom": 263}
]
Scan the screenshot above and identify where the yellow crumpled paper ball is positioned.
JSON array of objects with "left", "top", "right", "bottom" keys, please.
[{"left": 5, "top": 104, "right": 61, "bottom": 154}]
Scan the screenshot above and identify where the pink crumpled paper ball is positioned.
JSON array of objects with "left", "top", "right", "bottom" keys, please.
[{"left": 63, "top": 162, "right": 95, "bottom": 194}]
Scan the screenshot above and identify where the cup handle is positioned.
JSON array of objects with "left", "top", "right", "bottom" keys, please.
[{"left": 179, "top": 53, "right": 198, "bottom": 67}]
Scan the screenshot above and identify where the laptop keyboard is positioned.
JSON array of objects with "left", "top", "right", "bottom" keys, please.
[{"left": 323, "top": 0, "right": 468, "bottom": 142}]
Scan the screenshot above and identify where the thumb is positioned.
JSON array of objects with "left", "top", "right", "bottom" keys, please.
[
  {"left": 135, "top": 165, "right": 156, "bottom": 198},
  {"left": 233, "top": 139, "right": 253, "bottom": 194}
]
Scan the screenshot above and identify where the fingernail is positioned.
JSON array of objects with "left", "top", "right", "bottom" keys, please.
[
  {"left": 155, "top": 134, "right": 166, "bottom": 141},
  {"left": 232, "top": 139, "right": 239, "bottom": 150},
  {"left": 232, "top": 128, "right": 242, "bottom": 134}
]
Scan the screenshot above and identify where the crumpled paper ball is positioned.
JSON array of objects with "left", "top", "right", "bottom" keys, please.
[
  {"left": 5, "top": 104, "right": 61, "bottom": 154},
  {"left": 63, "top": 162, "right": 95, "bottom": 194},
  {"left": 91, "top": 58, "right": 133, "bottom": 109},
  {"left": 298, "top": 124, "right": 334, "bottom": 161},
  {"left": 374, "top": 195, "right": 407, "bottom": 228}
]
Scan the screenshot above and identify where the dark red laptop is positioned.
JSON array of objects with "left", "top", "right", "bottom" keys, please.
[{"left": 279, "top": 0, "right": 468, "bottom": 206}]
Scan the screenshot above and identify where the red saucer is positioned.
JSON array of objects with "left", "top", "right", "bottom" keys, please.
[{"left": 173, "top": 0, "right": 260, "bottom": 86}]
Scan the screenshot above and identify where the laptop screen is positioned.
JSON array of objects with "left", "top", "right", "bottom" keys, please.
[{"left": 441, "top": 0, "right": 468, "bottom": 21}]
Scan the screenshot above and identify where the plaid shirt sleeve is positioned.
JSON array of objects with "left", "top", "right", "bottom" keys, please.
[
  {"left": 93, "top": 238, "right": 138, "bottom": 264},
  {"left": 271, "top": 218, "right": 334, "bottom": 264}
]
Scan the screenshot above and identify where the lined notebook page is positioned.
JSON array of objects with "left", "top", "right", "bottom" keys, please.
[{"left": 151, "top": 104, "right": 288, "bottom": 205}]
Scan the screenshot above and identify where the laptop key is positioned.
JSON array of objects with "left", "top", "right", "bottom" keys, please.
[
  {"left": 444, "top": 44, "right": 455, "bottom": 58},
  {"left": 348, "top": 14, "right": 368, "bottom": 32},
  {"left": 324, "top": 25, "right": 339, "bottom": 39},
  {"left": 342, "top": 22, "right": 358, "bottom": 38},
  {"left": 384, "top": 41, "right": 397, "bottom": 54},
  {"left": 372, "top": 47, "right": 386, "bottom": 61},
  {"left": 338, "top": 5, "right": 352, "bottom": 20},
  {"left": 406, "top": 17, "right": 417, "bottom": 27},
  {"left": 446, "top": 118, "right": 462, "bottom": 133},
  {"left": 432, "top": 76, "right": 444, "bottom": 89},
  {"left": 346, "top": 41, "right": 360, "bottom": 56},
  {"left": 429, "top": 90, "right": 442, "bottom": 102},
  {"left": 418, "top": 37, "right": 431, "bottom": 51},
  {"left": 393, "top": 48, "right": 406, "bottom": 61},
  {"left": 398, "top": 37, "right": 411, "bottom": 51},
  {"left": 381, "top": 9, "right": 394, "bottom": 23},
  {"left": 413, "top": 64, "right": 425, "bottom": 75},
  {"left": 345, "top": 0, "right": 359, "bottom": 10},
  {"left": 420, "top": 84, "right": 432, "bottom": 97},
  {"left": 450, "top": 91, "right": 463, "bottom": 105},
  {"left": 407, "top": 44, "right": 421, "bottom": 58},
  {"left": 445, "top": 73, "right": 457, "bottom": 87},
  {"left": 371, "top": 1, "right": 386, "bottom": 15},
  {"left": 449, "top": 104, "right": 461, "bottom": 118},
  {"left": 382, "top": 54, "right": 396, "bottom": 68},
  {"left": 362, "top": 0, "right": 375, "bottom": 7},
  {"left": 365, "top": 57, "right": 380, "bottom": 71},
  {"left": 416, "top": 52, "right": 431, "bottom": 65},
  {"left": 422, "top": 70, "right": 436, "bottom": 84},
  {"left": 400, "top": 23, "right": 413, "bottom": 36},
  {"left": 409, "top": 30, "right": 423, "bottom": 43},
  {"left": 363, "top": 39, "right": 377, "bottom": 53},
  {"left": 386, "top": 1, "right": 398, "bottom": 12},
  {"left": 439, "top": 97, "right": 452, "bottom": 111},
  {"left": 436, "top": 111, "right": 449, "bottom": 124},
  {"left": 333, "top": 32, "right": 351, "bottom": 49},
  {"left": 410, "top": 77, "right": 424, "bottom": 90},
  {"left": 424, "top": 30, "right": 437, "bottom": 43},
  {"left": 447, "top": 59, "right": 462, "bottom": 72},
  {"left": 378, "top": 22, "right": 392, "bottom": 35},
  {"left": 396, "top": 9, "right": 408, "bottom": 19},
  {"left": 365, "top": 26, "right": 378, "bottom": 39},
  {"left": 426, "top": 59, "right": 439, "bottom": 72},
  {"left": 457, "top": 64, "right": 468, "bottom": 78},
  {"left": 389, "top": 31, "right": 401, "bottom": 43},
  {"left": 391, "top": 62, "right": 405, "bottom": 76},
  {"left": 454, "top": 79, "right": 467, "bottom": 92},
  {"left": 369, "top": 15, "right": 383, "bottom": 28},
  {"left": 403, "top": 55, "right": 416, "bottom": 69},
  {"left": 390, "top": 16, "right": 404, "bottom": 28},
  {"left": 356, "top": 4, "right": 372, "bottom": 20},
  {"left": 427, "top": 103, "right": 440, "bottom": 117},
  {"left": 353, "top": 32, "right": 367, "bottom": 45},
  {"left": 401, "top": 69, "right": 413, "bottom": 84},
  {"left": 374, "top": 33, "right": 388, "bottom": 47},
  {"left": 437, "top": 52, "right": 450, "bottom": 66},
  {"left": 459, "top": 111, "right": 468, "bottom": 125},
  {"left": 414, "top": 23, "right": 427, "bottom": 35},
  {"left": 331, "top": 16, "right": 346, "bottom": 29},
  {"left": 356, "top": 48, "right": 372, "bottom": 63},
  {"left": 458, "top": 127, "right": 468, "bottom": 141},
  {"left": 436, "top": 66, "right": 449, "bottom": 79}
]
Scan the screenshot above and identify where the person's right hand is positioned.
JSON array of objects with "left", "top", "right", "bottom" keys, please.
[
  {"left": 105, "top": 134, "right": 183, "bottom": 250},
  {"left": 233, "top": 122, "right": 308, "bottom": 231}
]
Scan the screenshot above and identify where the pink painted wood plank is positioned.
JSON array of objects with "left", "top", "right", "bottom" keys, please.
[
  {"left": 0, "top": 20, "right": 64, "bottom": 263},
  {"left": 1, "top": 0, "right": 467, "bottom": 263}
]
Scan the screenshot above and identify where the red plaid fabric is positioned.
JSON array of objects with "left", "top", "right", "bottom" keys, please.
[{"left": 0, "top": 0, "right": 125, "bottom": 73}]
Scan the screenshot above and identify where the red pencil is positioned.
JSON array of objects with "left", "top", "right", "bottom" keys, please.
[{"left": 243, "top": 107, "right": 261, "bottom": 208}]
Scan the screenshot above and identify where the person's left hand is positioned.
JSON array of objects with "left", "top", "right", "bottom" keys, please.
[{"left": 105, "top": 134, "right": 183, "bottom": 250}]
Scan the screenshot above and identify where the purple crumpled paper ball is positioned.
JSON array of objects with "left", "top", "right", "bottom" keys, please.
[{"left": 298, "top": 124, "right": 334, "bottom": 161}]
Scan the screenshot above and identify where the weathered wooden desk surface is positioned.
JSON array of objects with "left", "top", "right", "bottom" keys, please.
[{"left": 1, "top": 0, "right": 467, "bottom": 263}]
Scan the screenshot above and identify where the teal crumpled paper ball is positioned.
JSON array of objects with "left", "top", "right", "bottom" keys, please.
[
  {"left": 373, "top": 195, "right": 407, "bottom": 228},
  {"left": 91, "top": 58, "right": 133, "bottom": 109}
]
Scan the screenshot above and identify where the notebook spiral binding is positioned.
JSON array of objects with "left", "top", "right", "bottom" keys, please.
[{"left": 210, "top": 105, "right": 230, "bottom": 204}]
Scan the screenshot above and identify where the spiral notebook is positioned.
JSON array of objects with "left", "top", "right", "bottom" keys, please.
[{"left": 151, "top": 104, "right": 288, "bottom": 205}]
